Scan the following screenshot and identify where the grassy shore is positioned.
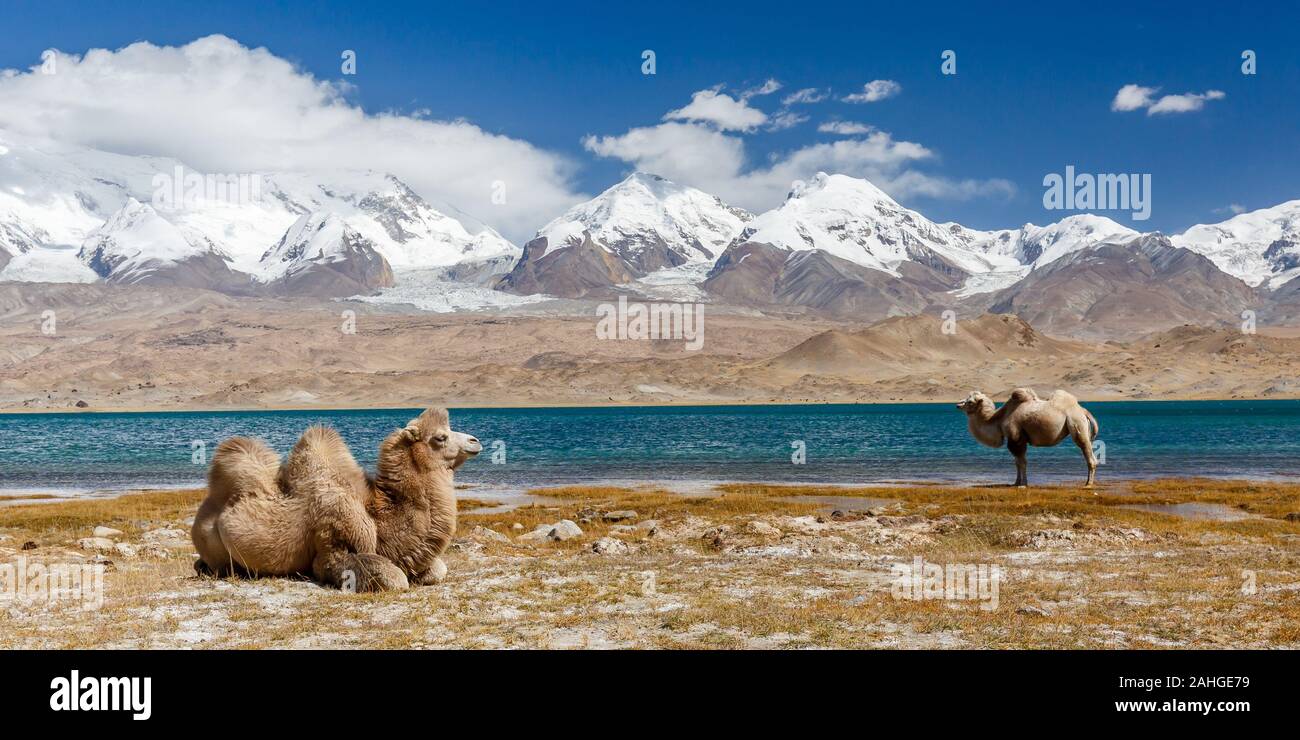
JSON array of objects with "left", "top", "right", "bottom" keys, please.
[{"left": 2, "top": 479, "right": 1298, "bottom": 649}]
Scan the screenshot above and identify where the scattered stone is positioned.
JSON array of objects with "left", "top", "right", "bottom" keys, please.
[
  {"left": 590, "top": 537, "right": 630, "bottom": 555},
  {"left": 469, "top": 525, "right": 510, "bottom": 544},
  {"left": 702, "top": 526, "right": 731, "bottom": 549},
  {"left": 139, "top": 544, "right": 171, "bottom": 560},
  {"left": 113, "top": 542, "right": 139, "bottom": 559},
  {"left": 141, "top": 527, "right": 188, "bottom": 546},
  {"left": 548, "top": 520, "right": 583, "bottom": 541},
  {"left": 866, "top": 507, "right": 886, "bottom": 517},
  {"left": 635, "top": 519, "right": 659, "bottom": 536},
  {"left": 88, "top": 554, "right": 115, "bottom": 571},
  {"left": 1017, "top": 605, "right": 1052, "bottom": 617},
  {"left": 75, "top": 400, "right": 89, "bottom": 408},
  {"left": 602, "top": 510, "right": 638, "bottom": 522},
  {"left": 77, "top": 537, "right": 115, "bottom": 552},
  {"left": 21, "top": 541, "right": 38, "bottom": 551},
  {"left": 511, "top": 522, "right": 524, "bottom": 531},
  {"left": 93, "top": 526, "right": 124, "bottom": 539},
  {"left": 516, "top": 520, "right": 584, "bottom": 543},
  {"left": 744, "top": 521, "right": 782, "bottom": 538}
]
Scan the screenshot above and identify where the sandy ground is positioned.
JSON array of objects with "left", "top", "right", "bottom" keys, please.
[
  {"left": 5, "top": 283, "right": 1300, "bottom": 411},
  {"left": 2, "top": 480, "right": 1297, "bottom": 649}
]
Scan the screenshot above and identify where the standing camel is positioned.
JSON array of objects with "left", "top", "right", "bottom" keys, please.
[{"left": 957, "top": 388, "right": 1100, "bottom": 488}]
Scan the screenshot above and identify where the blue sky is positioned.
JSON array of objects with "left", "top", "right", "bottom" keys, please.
[{"left": 2, "top": 0, "right": 1298, "bottom": 236}]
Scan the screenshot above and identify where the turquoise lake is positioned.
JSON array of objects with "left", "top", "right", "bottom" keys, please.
[{"left": 1, "top": 401, "right": 1299, "bottom": 496}]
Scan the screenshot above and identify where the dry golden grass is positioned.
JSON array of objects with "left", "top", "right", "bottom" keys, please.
[{"left": 2, "top": 480, "right": 1298, "bottom": 649}]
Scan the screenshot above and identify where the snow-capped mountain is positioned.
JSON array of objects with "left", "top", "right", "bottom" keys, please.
[
  {"left": 961, "top": 214, "right": 1140, "bottom": 270},
  {"left": 734, "top": 172, "right": 1018, "bottom": 278},
  {"left": 498, "top": 172, "right": 750, "bottom": 298},
  {"left": 1173, "top": 201, "right": 1300, "bottom": 289},
  {"left": 257, "top": 212, "right": 394, "bottom": 297},
  {"left": 536, "top": 172, "right": 750, "bottom": 271},
  {"left": 0, "top": 130, "right": 516, "bottom": 287},
  {"left": 78, "top": 198, "right": 255, "bottom": 292}
]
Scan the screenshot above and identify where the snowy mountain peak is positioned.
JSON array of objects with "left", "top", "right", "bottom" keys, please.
[
  {"left": 535, "top": 172, "right": 750, "bottom": 269},
  {"left": 78, "top": 198, "right": 217, "bottom": 282},
  {"left": 970, "top": 213, "right": 1139, "bottom": 269},
  {"left": 1173, "top": 200, "right": 1300, "bottom": 288},
  {"left": 737, "top": 173, "right": 1012, "bottom": 277},
  {"left": 786, "top": 171, "right": 899, "bottom": 209}
]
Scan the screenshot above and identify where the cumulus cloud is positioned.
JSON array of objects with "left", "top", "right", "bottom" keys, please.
[
  {"left": 818, "top": 121, "right": 875, "bottom": 135},
  {"left": 0, "top": 36, "right": 582, "bottom": 241},
  {"left": 584, "top": 121, "right": 1012, "bottom": 212},
  {"left": 663, "top": 88, "right": 768, "bottom": 132},
  {"left": 1111, "top": 83, "right": 1225, "bottom": 115},
  {"left": 1147, "top": 89, "right": 1225, "bottom": 115},
  {"left": 843, "top": 80, "right": 901, "bottom": 103},
  {"left": 782, "top": 87, "right": 829, "bottom": 105},
  {"left": 1111, "top": 84, "right": 1157, "bottom": 112}
]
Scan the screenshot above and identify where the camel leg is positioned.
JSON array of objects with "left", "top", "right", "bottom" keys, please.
[
  {"left": 413, "top": 557, "right": 448, "bottom": 586},
  {"left": 313, "top": 549, "right": 409, "bottom": 593},
  {"left": 1008, "top": 439, "right": 1028, "bottom": 487},
  {"left": 1071, "top": 422, "right": 1098, "bottom": 489}
]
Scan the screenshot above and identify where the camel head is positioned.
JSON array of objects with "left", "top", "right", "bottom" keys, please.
[
  {"left": 401, "top": 407, "right": 482, "bottom": 470},
  {"left": 956, "top": 391, "right": 994, "bottom": 415}
]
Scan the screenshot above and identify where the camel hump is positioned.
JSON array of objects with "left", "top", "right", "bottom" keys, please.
[
  {"left": 1008, "top": 387, "right": 1039, "bottom": 404},
  {"left": 209, "top": 437, "right": 280, "bottom": 502},
  {"left": 1046, "top": 389, "right": 1079, "bottom": 406},
  {"left": 280, "top": 424, "right": 366, "bottom": 495}
]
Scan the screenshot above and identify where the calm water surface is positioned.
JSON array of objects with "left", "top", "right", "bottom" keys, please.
[{"left": 1, "top": 401, "right": 1298, "bottom": 497}]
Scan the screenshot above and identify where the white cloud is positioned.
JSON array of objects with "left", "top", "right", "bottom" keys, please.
[
  {"left": 740, "top": 78, "right": 782, "bottom": 99},
  {"left": 0, "top": 36, "right": 582, "bottom": 242},
  {"left": 782, "top": 87, "right": 829, "bottom": 105},
  {"left": 663, "top": 88, "right": 768, "bottom": 132},
  {"left": 1112, "top": 83, "right": 1225, "bottom": 115},
  {"left": 584, "top": 121, "right": 1011, "bottom": 212},
  {"left": 1147, "top": 89, "right": 1225, "bottom": 115},
  {"left": 843, "top": 80, "right": 901, "bottom": 103},
  {"left": 1215, "top": 203, "right": 1248, "bottom": 216},
  {"left": 818, "top": 121, "right": 875, "bottom": 135},
  {"left": 1111, "top": 84, "right": 1157, "bottom": 112},
  {"left": 767, "top": 110, "right": 809, "bottom": 131}
]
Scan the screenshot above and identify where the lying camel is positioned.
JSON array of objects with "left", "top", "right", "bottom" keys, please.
[
  {"left": 190, "top": 407, "right": 481, "bottom": 591},
  {"left": 957, "top": 388, "right": 1099, "bottom": 488}
]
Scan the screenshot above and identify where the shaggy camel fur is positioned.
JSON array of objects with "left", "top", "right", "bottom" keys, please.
[
  {"left": 957, "top": 388, "right": 1100, "bottom": 488},
  {"left": 190, "top": 407, "right": 481, "bottom": 591}
]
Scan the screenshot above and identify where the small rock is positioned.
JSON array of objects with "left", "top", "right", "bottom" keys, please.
[
  {"left": 744, "top": 521, "right": 782, "bottom": 538},
  {"left": 511, "top": 522, "right": 524, "bottom": 531},
  {"left": 1285, "top": 512, "right": 1300, "bottom": 522},
  {"left": 548, "top": 519, "right": 583, "bottom": 541},
  {"left": 602, "top": 510, "right": 638, "bottom": 522},
  {"left": 77, "top": 537, "right": 115, "bottom": 552},
  {"left": 88, "top": 554, "right": 115, "bottom": 571},
  {"left": 93, "top": 526, "right": 124, "bottom": 539},
  {"left": 635, "top": 519, "right": 659, "bottom": 536},
  {"left": 866, "top": 507, "right": 886, "bottom": 517},
  {"left": 1016, "top": 605, "right": 1051, "bottom": 617},
  {"left": 21, "top": 541, "right": 38, "bottom": 551},
  {"left": 590, "top": 537, "right": 629, "bottom": 555},
  {"left": 702, "top": 526, "right": 731, "bottom": 549},
  {"left": 75, "top": 400, "right": 89, "bottom": 408},
  {"left": 469, "top": 525, "right": 510, "bottom": 544},
  {"left": 139, "top": 544, "right": 171, "bottom": 560},
  {"left": 113, "top": 542, "right": 139, "bottom": 559},
  {"left": 141, "top": 527, "right": 188, "bottom": 545}
]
